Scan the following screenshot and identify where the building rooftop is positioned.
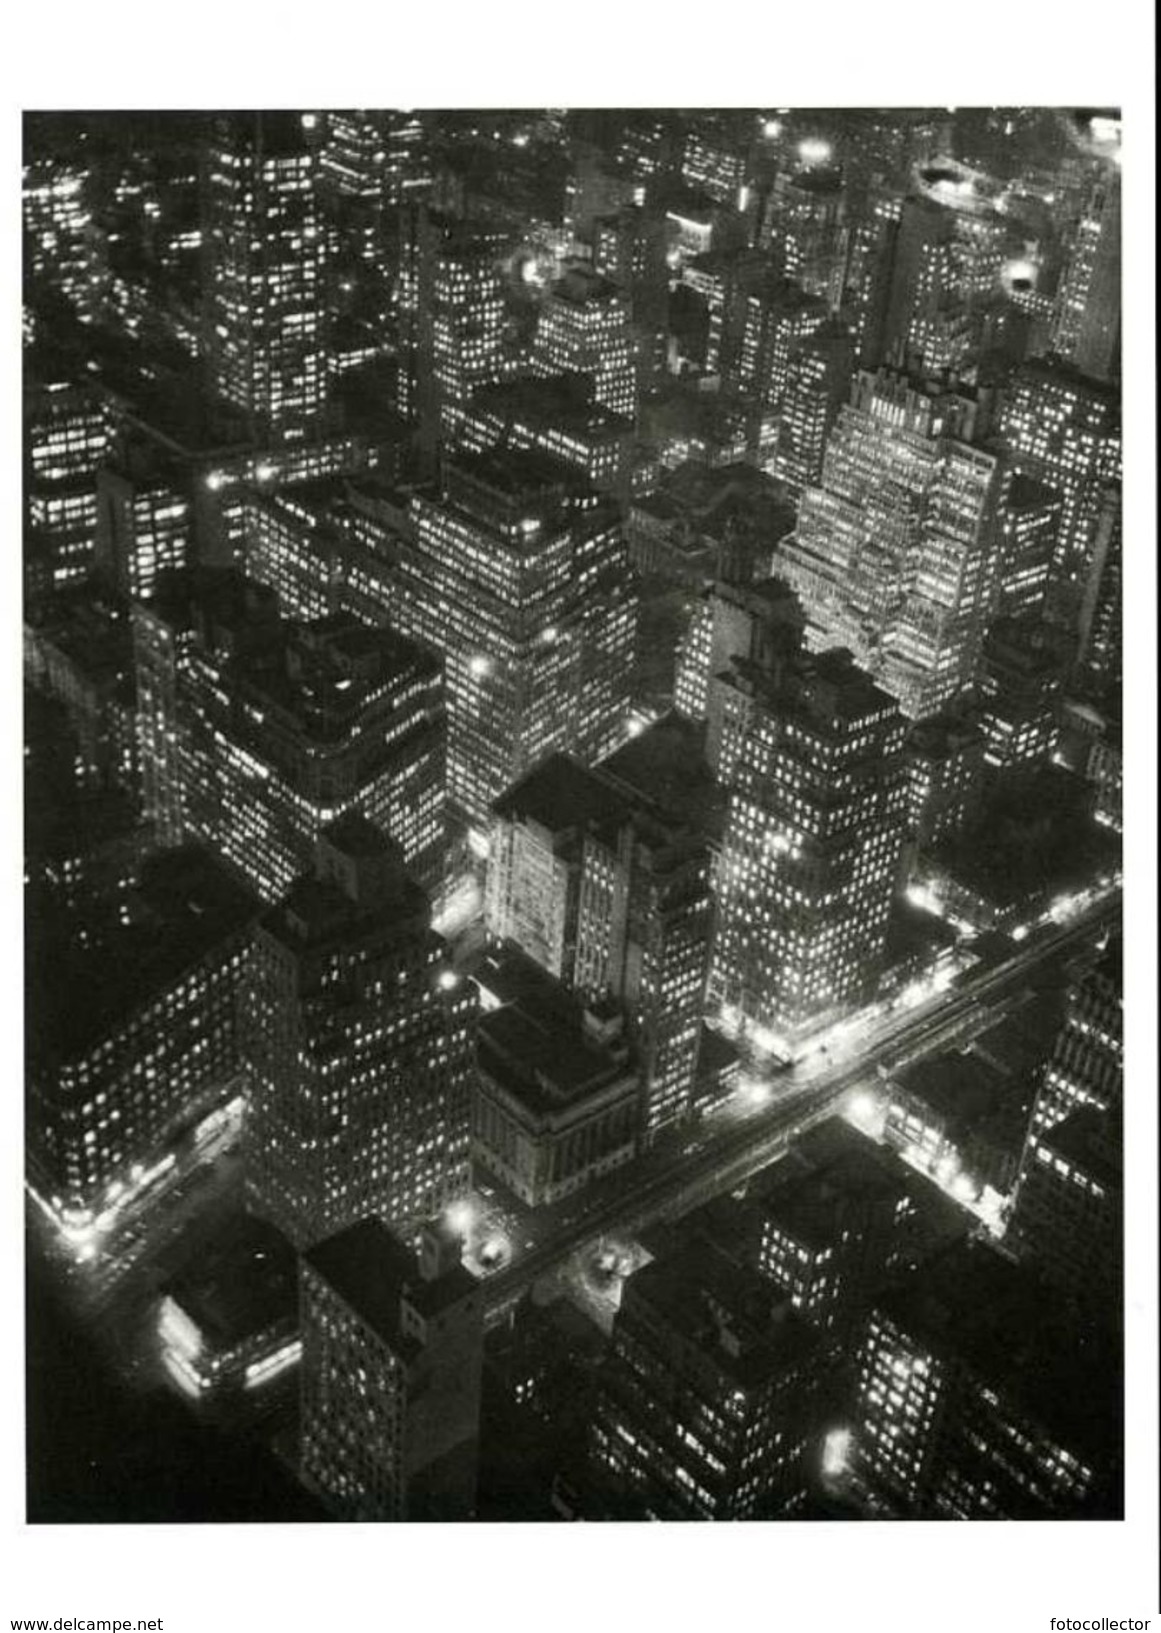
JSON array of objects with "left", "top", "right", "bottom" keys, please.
[
  {"left": 874, "top": 1240, "right": 1121, "bottom": 1462},
  {"left": 492, "top": 750, "right": 626, "bottom": 836},
  {"left": 303, "top": 1217, "right": 476, "bottom": 1358},
  {"left": 475, "top": 950, "right": 634, "bottom": 1118},
  {"left": 28, "top": 844, "right": 261, "bottom": 1062},
  {"left": 621, "top": 1240, "right": 818, "bottom": 1392},
  {"left": 164, "top": 1211, "right": 298, "bottom": 1351}
]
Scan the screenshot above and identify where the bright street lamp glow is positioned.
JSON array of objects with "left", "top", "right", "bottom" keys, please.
[{"left": 797, "top": 138, "right": 833, "bottom": 166}]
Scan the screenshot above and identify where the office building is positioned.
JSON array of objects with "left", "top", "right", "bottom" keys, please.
[
  {"left": 996, "top": 356, "right": 1120, "bottom": 581},
  {"left": 781, "top": 368, "right": 1002, "bottom": 718},
  {"left": 902, "top": 710, "right": 986, "bottom": 849},
  {"left": 157, "top": 1211, "right": 301, "bottom": 1410},
  {"left": 299, "top": 1217, "right": 484, "bottom": 1519},
  {"left": 709, "top": 588, "right": 907, "bottom": 1051},
  {"left": 242, "top": 815, "right": 474, "bottom": 1246},
  {"left": 1012, "top": 1105, "right": 1122, "bottom": 1309},
  {"left": 532, "top": 265, "right": 638, "bottom": 421},
  {"left": 1032, "top": 937, "right": 1123, "bottom": 1131},
  {"left": 26, "top": 844, "right": 258, "bottom": 1247},
  {"left": 994, "top": 472, "right": 1063, "bottom": 620},
  {"left": 457, "top": 373, "right": 635, "bottom": 502},
  {"left": 772, "top": 319, "right": 855, "bottom": 495},
  {"left": 589, "top": 1241, "right": 819, "bottom": 1519},
  {"left": 472, "top": 951, "right": 639, "bottom": 1206},
  {"left": 1052, "top": 168, "right": 1120, "bottom": 383},
  {"left": 135, "top": 574, "right": 446, "bottom": 901},
  {"left": 203, "top": 114, "right": 330, "bottom": 444},
  {"left": 881, "top": 181, "right": 1008, "bottom": 380},
  {"left": 852, "top": 1241, "right": 1119, "bottom": 1517},
  {"left": 486, "top": 726, "right": 718, "bottom": 1137},
  {"left": 977, "top": 617, "right": 1071, "bottom": 771},
  {"left": 95, "top": 457, "right": 192, "bottom": 600},
  {"left": 397, "top": 450, "right": 635, "bottom": 832},
  {"left": 395, "top": 206, "right": 508, "bottom": 455}
]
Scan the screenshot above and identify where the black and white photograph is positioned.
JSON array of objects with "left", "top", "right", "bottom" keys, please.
[{"left": 7, "top": 6, "right": 1157, "bottom": 1632}]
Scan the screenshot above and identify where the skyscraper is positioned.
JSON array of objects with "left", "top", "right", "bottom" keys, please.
[
  {"left": 396, "top": 449, "right": 635, "bottom": 834},
  {"left": 589, "top": 1241, "right": 820, "bottom": 1518},
  {"left": 242, "top": 816, "right": 474, "bottom": 1247},
  {"left": 203, "top": 114, "right": 329, "bottom": 444},
  {"left": 395, "top": 206, "right": 508, "bottom": 456},
  {"left": 486, "top": 722, "right": 718, "bottom": 1138},
  {"left": 996, "top": 356, "right": 1120, "bottom": 582},
  {"left": 1052, "top": 167, "right": 1121, "bottom": 384},
  {"left": 780, "top": 368, "right": 1002, "bottom": 718},
  {"left": 708, "top": 587, "right": 907, "bottom": 1051},
  {"left": 299, "top": 1216, "right": 484, "bottom": 1519},
  {"left": 532, "top": 264, "right": 638, "bottom": 421},
  {"left": 135, "top": 576, "right": 447, "bottom": 902}
]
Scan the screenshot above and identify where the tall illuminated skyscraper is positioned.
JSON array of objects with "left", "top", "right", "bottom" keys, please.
[
  {"left": 780, "top": 368, "right": 1002, "bottom": 718},
  {"left": 708, "top": 586, "right": 907, "bottom": 1050},
  {"left": 243, "top": 816, "right": 474, "bottom": 1248},
  {"left": 396, "top": 450, "right": 635, "bottom": 833},
  {"left": 395, "top": 206, "right": 508, "bottom": 456},
  {"left": 532, "top": 265, "right": 638, "bottom": 421},
  {"left": 772, "top": 318, "right": 854, "bottom": 495},
  {"left": 203, "top": 113, "right": 329, "bottom": 444},
  {"left": 1052, "top": 167, "right": 1120, "bottom": 385}
]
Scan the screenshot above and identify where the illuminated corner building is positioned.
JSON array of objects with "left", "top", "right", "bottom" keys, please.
[
  {"left": 472, "top": 951, "right": 639, "bottom": 1206},
  {"left": 457, "top": 373, "right": 635, "bottom": 504},
  {"left": 156, "top": 1211, "right": 301, "bottom": 1412},
  {"left": 25, "top": 844, "right": 258, "bottom": 1250},
  {"left": 299, "top": 1216, "right": 484, "bottom": 1520},
  {"left": 400, "top": 451, "right": 634, "bottom": 832},
  {"left": 708, "top": 603, "right": 908, "bottom": 1050},
  {"left": 882, "top": 1048, "right": 1029, "bottom": 1203},
  {"left": 487, "top": 726, "right": 719, "bottom": 1138},
  {"left": 996, "top": 357, "right": 1120, "bottom": 582},
  {"left": 22, "top": 154, "right": 108, "bottom": 323},
  {"left": 902, "top": 710, "right": 985, "bottom": 851},
  {"left": 203, "top": 114, "right": 329, "bottom": 445},
  {"left": 143, "top": 571, "right": 446, "bottom": 902},
  {"left": 977, "top": 616, "right": 1072, "bottom": 771},
  {"left": 781, "top": 369, "right": 1002, "bottom": 719},
  {"left": 1052, "top": 167, "right": 1120, "bottom": 384},
  {"left": 1032, "top": 936, "right": 1122, "bottom": 1132},
  {"left": 994, "top": 473, "right": 1063, "bottom": 620},
  {"left": 852, "top": 1241, "right": 1121, "bottom": 1517},
  {"left": 95, "top": 458, "right": 191, "bottom": 601},
  {"left": 395, "top": 206, "right": 507, "bottom": 458},
  {"left": 771, "top": 319, "right": 854, "bottom": 496},
  {"left": 242, "top": 816, "right": 473, "bottom": 1248},
  {"left": 532, "top": 265, "right": 638, "bottom": 422},
  {"left": 680, "top": 117, "right": 748, "bottom": 206},
  {"left": 1011, "top": 1105, "right": 1122, "bottom": 1312},
  {"left": 589, "top": 1241, "right": 819, "bottom": 1519}
]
